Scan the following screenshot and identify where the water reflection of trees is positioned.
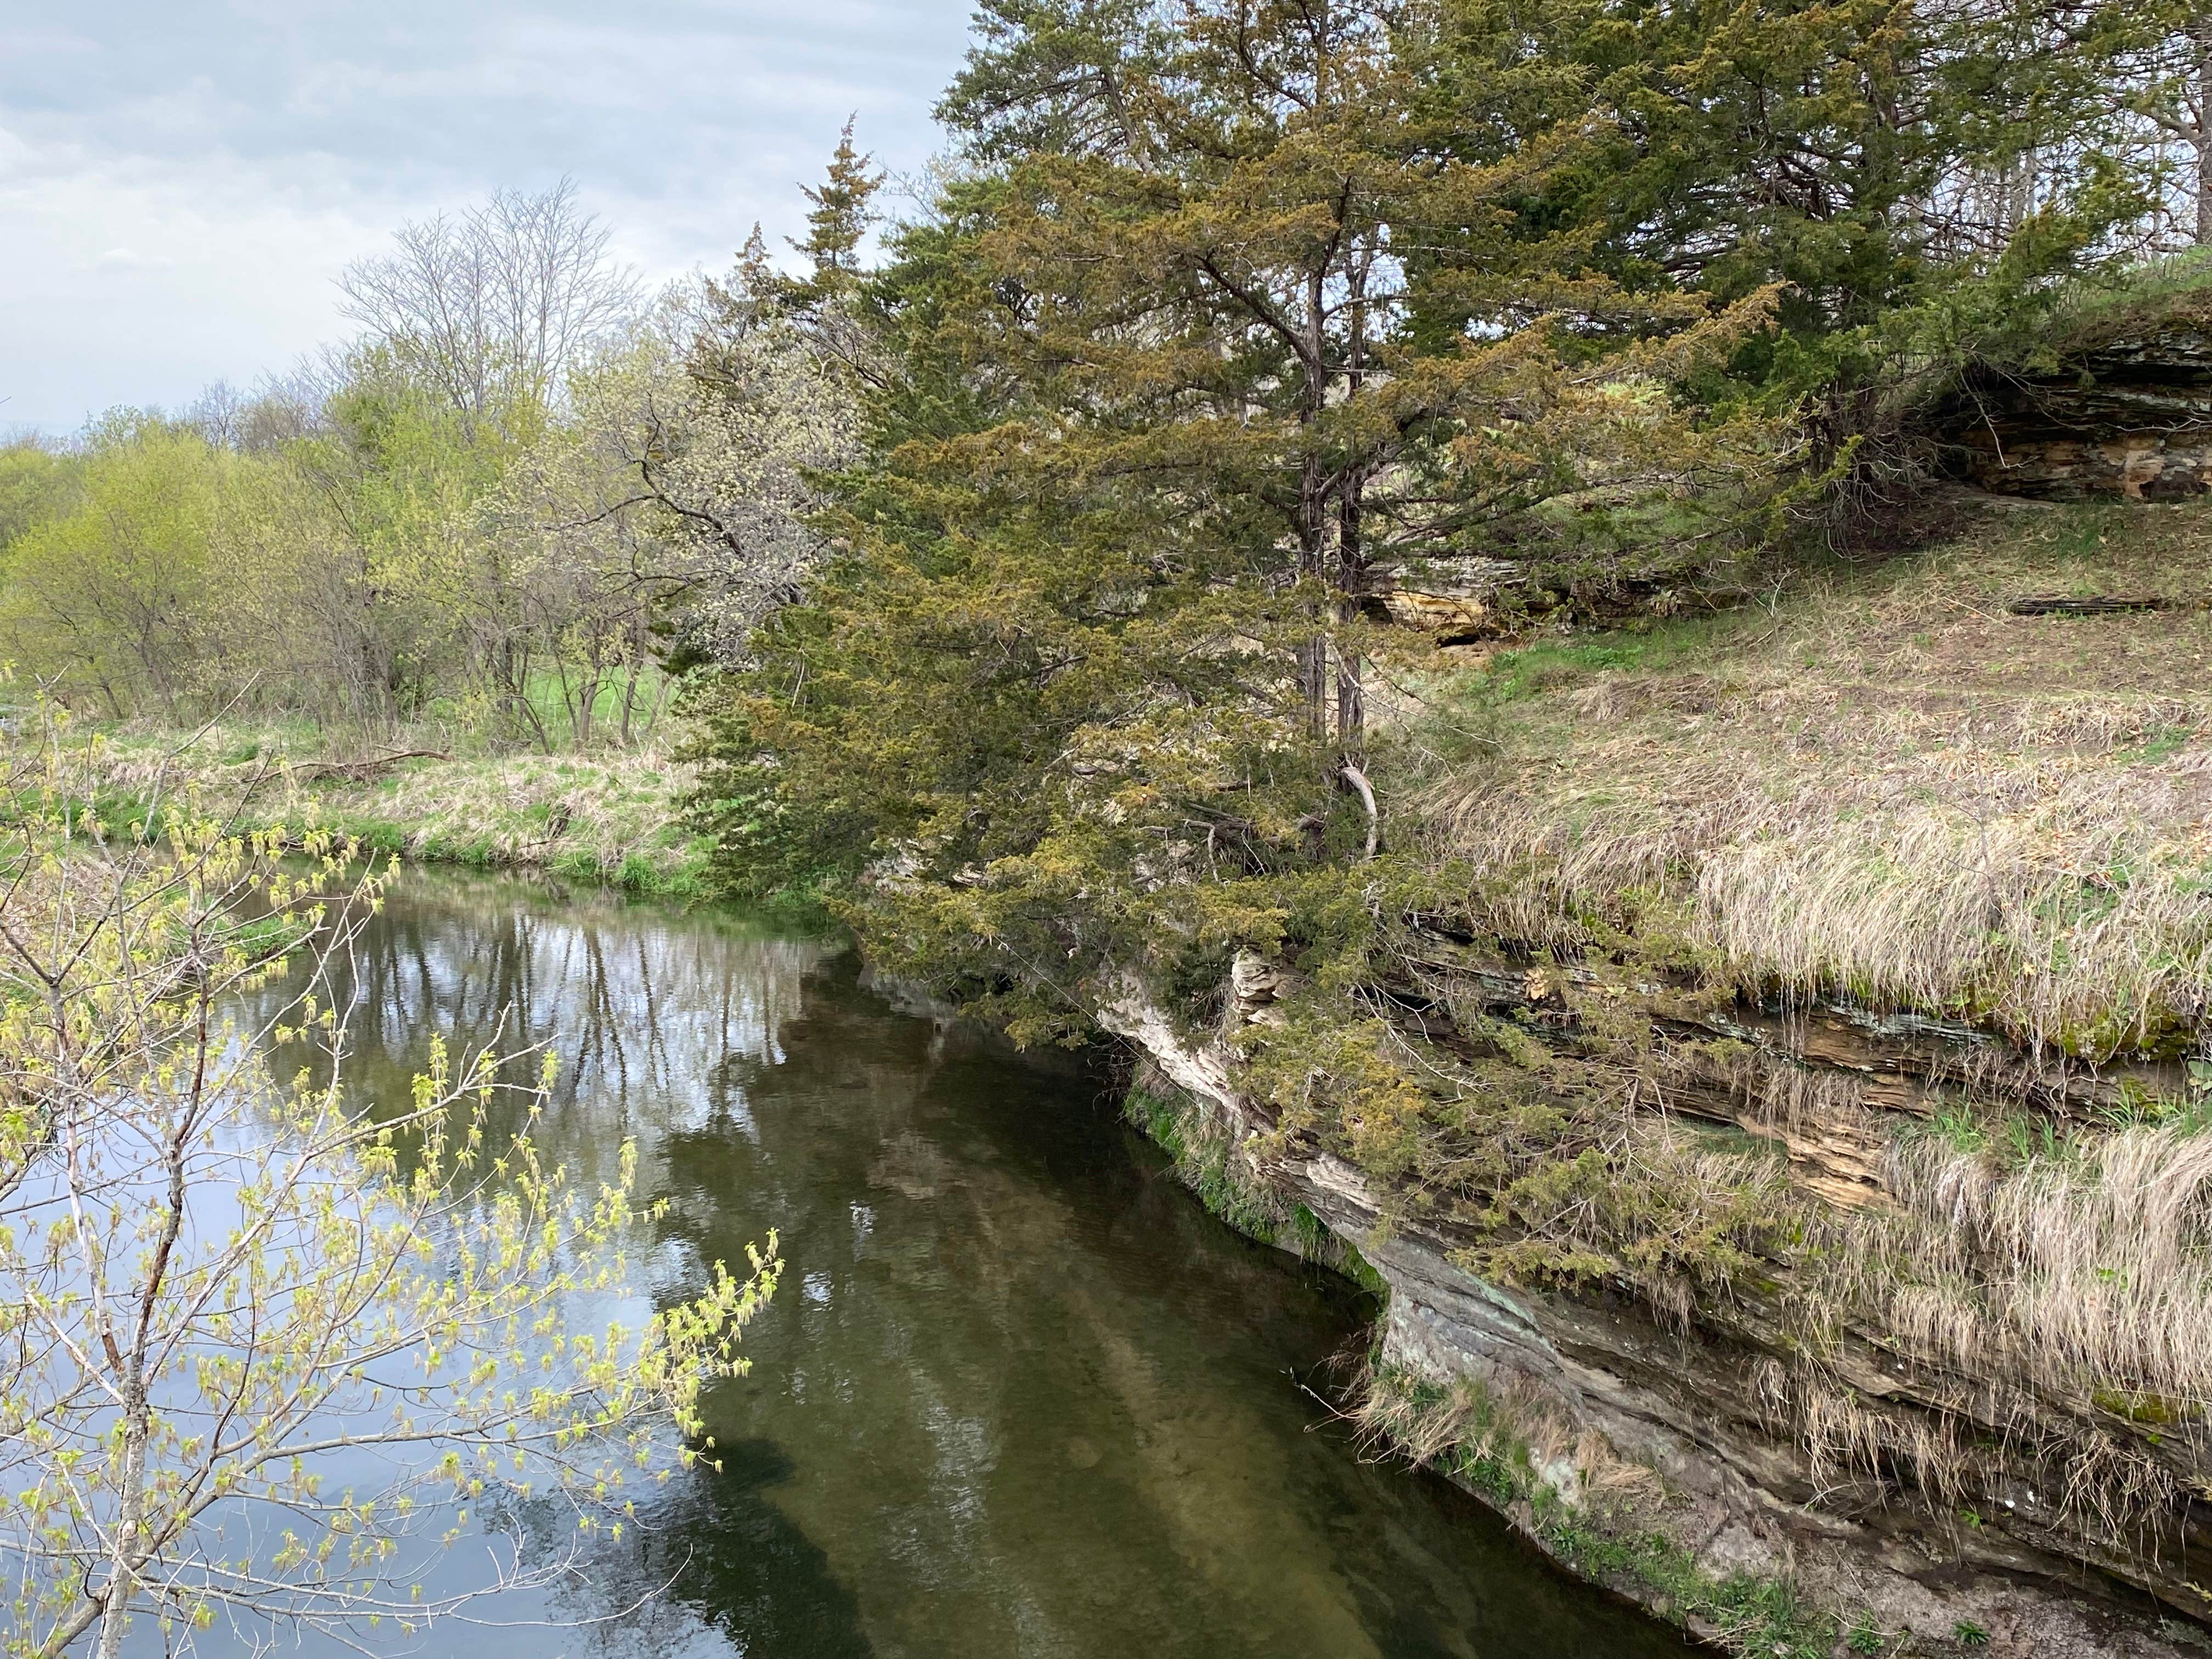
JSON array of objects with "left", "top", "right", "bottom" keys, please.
[
  {"left": 244, "top": 874, "right": 830, "bottom": 1195},
  {"left": 213, "top": 876, "right": 1679, "bottom": 1659},
  {"left": 505, "top": 1437, "right": 876, "bottom": 1659}
]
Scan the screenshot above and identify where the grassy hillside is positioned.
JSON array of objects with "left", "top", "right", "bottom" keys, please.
[
  {"left": 1215, "top": 493, "right": 2212, "bottom": 1630},
  {"left": 1394, "top": 496, "right": 2212, "bottom": 1062}
]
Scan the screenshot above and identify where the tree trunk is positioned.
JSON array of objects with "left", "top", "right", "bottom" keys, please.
[
  {"left": 1334, "top": 486, "right": 1365, "bottom": 765},
  {"left": 95, "top": 1400, "right": 148, "bottom": 1659},
  {"left": 1298, "top": 262, "right": 1332, "bottom": 748},
  {"left": 617, "top": 659, "right": 644, "bottom": 747},
  {"left": 501, "top": 647, "right": 555, "bottom": 753},
  {"left": 1297, "top": 496, "right": 1329, "bottom": 748},
  {"left": 2198, "top": 130, "right": 2212, "bottom": 248},
  {"left": 1334, "top": 257, "right": 1372, "bottom": 767},
  {"left": 552, "top": 658, "right": 579, "bottom": 748},
  {"left": 2196, "top": 24, "right": 2212, "bottom": 245},
  {"left": 1999, "top": 150, "right": 2030, "bottom": 238},
  {"left": 575, "top": 675, "right": 599, "bottom": 748}
]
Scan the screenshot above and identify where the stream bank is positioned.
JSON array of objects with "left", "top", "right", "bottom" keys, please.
[
  {"left": 1104, "top": 988, "right": 2212, "bottom": 1659},
  {"left": 231, "top": 867, "right": 1699, "bottom": 1658},
  {"left": 84, "top": 722, "right": 712, "bottom": 894}
]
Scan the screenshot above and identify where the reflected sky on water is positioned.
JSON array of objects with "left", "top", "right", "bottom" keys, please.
[{"left": 207, "top": 870, "right": 1695, "bottom": 1659}]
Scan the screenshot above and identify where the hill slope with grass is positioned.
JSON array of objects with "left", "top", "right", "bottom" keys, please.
[
  {"left": 1409, "top": 496, "right": 2212, "bottom": 1062},
  {"left": 1109, "top": 494, "right": 2212, "bottom": 1658}
]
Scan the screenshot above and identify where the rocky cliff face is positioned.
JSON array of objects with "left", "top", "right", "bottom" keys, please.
[
  {"left": 1948, "top": 324, "right": 2212, "bottom": 501},
  {"left": 1102, "top": 977, "right": 2212, "bottom": 1659}
]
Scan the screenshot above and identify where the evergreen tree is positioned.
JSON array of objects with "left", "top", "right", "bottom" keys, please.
[
  {"left": 1457, "top": 0, "right": 2163, "bottom": 507},
  {"left": 691, "top": 0, "right": 1785, "bottom": 1035},
  {"left": 787, "top": 119, "right": 883, "bottom": 309},
  {"left": 690, "top": 0, "right": 2173, "bottom": 1036},
  {"left": 1453, "top": 0, "right": 2158, "bottom": 358},
  {"left": 936, "top": 0, "right": 1177, "bottom": 161},
  {"left": 956, "top": 0, "right": 1782, "bottom": 752}
]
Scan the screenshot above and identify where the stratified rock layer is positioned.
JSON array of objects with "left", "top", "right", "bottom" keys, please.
[
  {"left": 1950, "top": 325, "right": 2212, "bottom": 501},
  {"left": 1102, "top": 980, "right": 2212, "bottom": 1659}
]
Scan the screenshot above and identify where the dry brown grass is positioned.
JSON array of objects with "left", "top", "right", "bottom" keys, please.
[
  {"left": 1843, "top": 1125, "right": 2212, "bottom": 1418},
  {"left": 1400, "top": 499, "right": 2212, "bottom": 1547},
  {"left": 1414, "top": 499, "right": 2212, "bottom": 1058},
  {"left": 1758, "top": 1359, "right": 1980, "bottom": 1515},
  {"left": 1347, "top": 1363, "right": 1661, "bottom": 1508},
  {"left": 1760, "top": 1341, "right": 2186, "bottom": 1549}
]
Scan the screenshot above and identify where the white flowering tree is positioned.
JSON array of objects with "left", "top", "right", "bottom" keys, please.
[
  {"left": 0, "top": 721, "right": 777, "bottom": 1656},
  {"left": 471, "top": 276, "right": 859, "bottom": 747}
]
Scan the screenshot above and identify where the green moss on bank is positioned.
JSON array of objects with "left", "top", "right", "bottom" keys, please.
[
  {"left": 1123, "top": 1078, "right": 1391, "bottom": 1301},
  {"left": 1124, "top": 1081, "right": 1291, "bottom": 1245},
  {"left": 1357, "top": 1365, "right": 1841, "bottom": 1658}
]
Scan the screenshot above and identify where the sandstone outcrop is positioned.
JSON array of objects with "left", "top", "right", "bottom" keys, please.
[
  {"left": 1103, "top": 968, "right": 2212, "bottom": 1658},
  {"left": 1947, "top": 321, "right": 2212, "bottom": 501}
]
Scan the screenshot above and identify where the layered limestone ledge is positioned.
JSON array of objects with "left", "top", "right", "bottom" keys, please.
[
  {"left": 1099, "top": 981, "right": 2211, "bottom": 1659},
  {"left": 1959, "top": 430, "right": 2212, "bottom": 502},
  {"left": 1945, "top": 325, "right": 2212, "bottom": 501}
]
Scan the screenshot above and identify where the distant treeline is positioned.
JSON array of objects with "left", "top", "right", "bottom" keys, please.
[{"left": 0, "top": 178, "right": 854, "bottom": 748}]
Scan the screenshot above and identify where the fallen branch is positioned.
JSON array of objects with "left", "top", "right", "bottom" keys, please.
[
  {"left": 301, "top": 750, "right": 453, "bottom": 783},
  {"left": 1340, "top": 764, "right": 1380, "bottom": 862},
  {"left": 2007, "top": 595, "right": 2170, "bottom": 617}
]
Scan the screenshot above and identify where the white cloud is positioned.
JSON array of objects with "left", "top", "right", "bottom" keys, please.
[{"left": 0, "top": 2, "right": 975, "bottom": 432}]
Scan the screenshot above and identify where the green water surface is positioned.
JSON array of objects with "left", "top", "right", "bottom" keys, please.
[{"left": 273, "top": 871, "right": 1694, "bottom": 1659}]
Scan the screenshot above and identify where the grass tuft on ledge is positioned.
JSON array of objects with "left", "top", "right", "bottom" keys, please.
[{"left": 1350, "top": 1363, "right": 1837, "bottom": 1658}]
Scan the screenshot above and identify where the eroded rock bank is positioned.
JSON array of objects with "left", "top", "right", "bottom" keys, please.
[
  {"left": 1102, "top": 983, "right": 2212, "bottom": 1659},
  {"left": 1939, "top": 299, "right": 2212, "bottom": 504}
]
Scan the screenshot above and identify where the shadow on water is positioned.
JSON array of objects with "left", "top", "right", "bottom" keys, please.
[
  {"left": 241, "top": 869, "right": 1699, "bottom": 1659},
  {"left": 563, "top": 1436, "right": 876, "bottom": 1659}
]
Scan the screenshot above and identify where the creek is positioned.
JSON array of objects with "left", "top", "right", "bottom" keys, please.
[{"left": 246, "top": 870, "right": 1692, "bottom": 1659}]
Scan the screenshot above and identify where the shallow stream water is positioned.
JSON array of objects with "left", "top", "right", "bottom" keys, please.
[{"left": 244, "top": 871, "right": 1693, "bottom": 1659}]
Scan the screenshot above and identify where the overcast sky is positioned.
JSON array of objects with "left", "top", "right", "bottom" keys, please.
[{"left": 0, "top": 2, "right": 977, "bottom": 435}]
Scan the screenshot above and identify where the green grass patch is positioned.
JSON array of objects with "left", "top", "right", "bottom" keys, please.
[{"left": 1122, "top": 1082, "right": 1288, "bottom": 1244}]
